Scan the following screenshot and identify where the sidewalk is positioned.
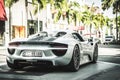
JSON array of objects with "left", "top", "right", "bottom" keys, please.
[
  {"left": 0, "top": 46, "right": 6, "bottom": 63},
  {"left": 98, "top": 44, "right": 120, "bottom": 48},
  {"left": 0, "top": 46, "right": 6, "bottom": 49}
]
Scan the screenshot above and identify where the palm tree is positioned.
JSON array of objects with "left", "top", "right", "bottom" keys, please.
[
  {"left": 118, "top": 16, "right": 120, "bottom": 28},
  {"left": 118, "top": 16, "right": 120, "bottom": 40},
  {"left": 104, "top": 16, "right": 113, "bottom": 35},
  {"left": 94, "top": 13, "right": 107, "bottom": 30},
  {"left": 66, "top": 1, "right": 81, "bottom": 26},
  {"left": 31, "top": 0, "right": 48, "bottom": 14},
  {"left": 50, "top": 0, "right": 68, "bottom": 23},
  {"left": 81, "top": 4, "right": 99, "bottom": 37},
  {"left": 32, "top": 0, "right": 81, "bottom": 28},
  {"left": 5, "top": 0, "right": 19, "bottom": 40},
  {"left": 102, "top": 0, "right": 120, "bottom": 41},
  {"left": 31, "top": 0, "right": 68, "bottom": 22},
  {"left": 48, "top": 0, "right": 80, "bottom": 25},
  {"left": 102, "top": 0, "right": 120, "bottom": 12}
]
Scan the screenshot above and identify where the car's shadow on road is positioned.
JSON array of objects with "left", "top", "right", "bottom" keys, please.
[{"left": 0, "top": 62, "right": 94, "bottom": 75}]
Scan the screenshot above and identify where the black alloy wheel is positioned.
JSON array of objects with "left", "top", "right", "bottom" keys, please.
[
  {"left": 92, "top": 44, "right": 98, "bottom": 63},
  {"left": 69, "top": 45, "right": 80, "bottom": 72}
]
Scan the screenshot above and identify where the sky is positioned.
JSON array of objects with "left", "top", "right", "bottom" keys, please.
[{"left": 77, "top": 0, "right": 115, "bottom": 18}]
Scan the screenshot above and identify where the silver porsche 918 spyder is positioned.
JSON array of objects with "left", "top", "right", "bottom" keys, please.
[{"left": 6, "top": 31, "right": 98, "bottom": 71}]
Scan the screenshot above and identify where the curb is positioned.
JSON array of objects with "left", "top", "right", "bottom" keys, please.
[
  {"left": 0, "top": 63, "right": 6, "bottom": 66},
  {"left": 0, "top": 46, "right": 6, "bottom": 50},
  {"left": 0, "top": 54, "right": 6, "bottom": 56},
  {"left": 98, "top": 44, "right": 120, "bottom": 48}
]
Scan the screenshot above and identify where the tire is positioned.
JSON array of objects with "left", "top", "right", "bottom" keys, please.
[
  {"left": 7, "top": 60, "right": 24, "bottom": 70},
  {"left": 92, "top": 44, "right": 98, "bottom": 63},
  {"left": 68, "top": 45, "right": 80, "bottom": 72}
]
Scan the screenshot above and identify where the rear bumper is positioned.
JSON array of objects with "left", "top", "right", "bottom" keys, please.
[
  {"left": 13, "top": 59, "right": 53, "bottom": 66},
  {"left": 6, "top": 44, "right": 74, "bottom": 67},
  {"left": 6, "top": 55, "right": 71, "bottom": 66}
]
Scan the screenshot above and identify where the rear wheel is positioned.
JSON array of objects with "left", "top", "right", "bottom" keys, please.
[
  {"left": 7, "top": 60, "right": 24, "bottom": 70},
  {"left": 68, "top": 45, "right": 80, "bottom": 72},
  {"left": 92, "top": 44, "right": 98, "bottom": 63}
]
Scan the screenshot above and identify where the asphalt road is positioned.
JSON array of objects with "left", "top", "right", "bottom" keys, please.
[
  {"left": 98, "top": 44, "right": 120, "bottom": 64},
  {"left": 0, "top": 62, "right": 119, "bottom": 80},
  {"left": 0, "top": 44, "right": 120, "bottom": 80},
  {"left": 84, "top": 44, "right": 120, "bottom": 80}
]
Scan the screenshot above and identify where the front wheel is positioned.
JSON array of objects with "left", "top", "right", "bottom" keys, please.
[
  {"left": 92, "top": 44, "right": 98, "bottom": 63},
  {"left": 68, "top": 45, "right": 80, "bottom": 72}
]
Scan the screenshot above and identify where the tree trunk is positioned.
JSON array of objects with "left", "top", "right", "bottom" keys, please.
[
  {"left": 90, "top": 23, "right": 92, "bottom": 38},
  {"left": 9, "top": 7, "right": 11, "bottom": 41},
  {"left": 116, "top": 9, "right": 118, "bottom": 41}
]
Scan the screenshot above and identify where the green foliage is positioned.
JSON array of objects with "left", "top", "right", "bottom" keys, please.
[
  {"left": 5, "top": 0, "right": 19, "bottom": 7},
  {"left": 32, "top": 0, "right": 47, "bottom": 14},
  {"left": 113, "top": 0, "right": 120, "bottom": 13},
  {"left": 54, "top": 10, "right": 62, "bottom": 23},
  {"left": 4, "top": 0, "right": 109, "bottom": 31},
  {"left": 102, "top": 0, "right": 120, "bottom": 13},
  {"left": 116, "top": 16, "right": 120, "bottom": 28}
]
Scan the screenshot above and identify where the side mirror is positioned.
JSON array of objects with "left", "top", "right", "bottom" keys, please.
[
  {"left": 88, "top": 38, "right": 93, "bottom": 45},
  {"left": 88, "top": 38, "right": 93, "bottom": 42}
]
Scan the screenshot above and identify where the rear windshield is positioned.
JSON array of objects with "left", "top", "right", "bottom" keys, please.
[
  {"left": 105, "top": 36, "right": 113, "bottom": 38},
  {"left": 55, "top": 32, "right": 66, "bottom": 37}
]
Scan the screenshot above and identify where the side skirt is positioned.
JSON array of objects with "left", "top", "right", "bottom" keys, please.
[{"left": 80, "top": 54, "right": 91, "bottom": 65}]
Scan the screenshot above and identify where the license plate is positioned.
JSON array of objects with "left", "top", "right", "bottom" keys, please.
[{"left": 22, "top": 50, "right": 42, "bottom": 57}]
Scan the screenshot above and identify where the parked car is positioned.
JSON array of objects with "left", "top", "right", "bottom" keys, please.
[
  {"left": 6, "top": 30, "right": 98, "bottom": 72},
  {"left": 103, "top": 35, "right": 115, "bottom": 44}
]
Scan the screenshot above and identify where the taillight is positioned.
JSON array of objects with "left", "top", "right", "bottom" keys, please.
[
  {"left": 8, "top": 42, "right": 20, "bottom": 55},
  {"left": 9, "top": 42, "right": 21, "bottom": 47},
  {"left": 51, "top": 43, "right": 68, "bottom": 56},
  {"left": 52, "top": 49, "right": 67, "bottom": 56},
  {"left": 50, "top": 43, "right": 68, "bottom": 48},
  {"left": 8, "top": 48, "right": 15, "bottom": 55}
]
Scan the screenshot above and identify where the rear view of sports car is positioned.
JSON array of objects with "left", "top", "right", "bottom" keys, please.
[{"left": 6, "top": 31, "right": 98, "bottom": 71}]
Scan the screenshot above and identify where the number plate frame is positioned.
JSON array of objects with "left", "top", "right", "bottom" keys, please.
[{"left": 22, "top": 50, "right": 43, "bottom": 57}]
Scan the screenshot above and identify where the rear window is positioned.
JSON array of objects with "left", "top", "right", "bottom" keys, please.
[
  {"left": 105, "top": 36, "right": 114, "bottom": 38},
  {"left": 55, "top": 32, "right": 66, "bottom": 37}
]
